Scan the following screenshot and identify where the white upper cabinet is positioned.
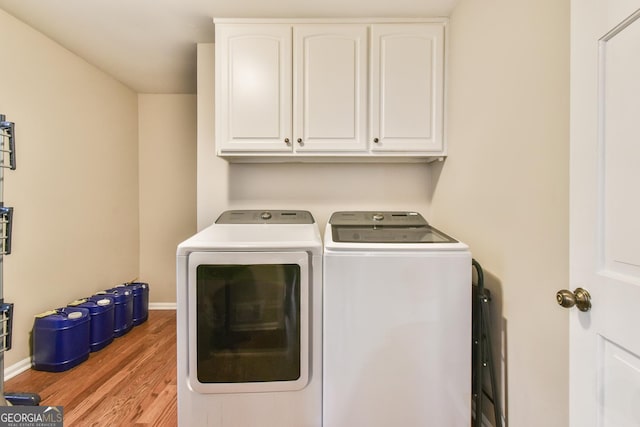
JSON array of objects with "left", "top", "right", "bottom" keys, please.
[
  {"left": 293, "top": 25, "right": 368, "bottom": 152},
  {"left": 214, "top": 19, "right": 447, "bottom": 162},
  {"left": 216, "top": 24, "right": 292, "bottom": 152},
  {"left": 370, "top": 24, "right": 444, "bottom": 153}
]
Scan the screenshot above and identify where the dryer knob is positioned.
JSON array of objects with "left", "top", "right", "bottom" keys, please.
[{"left": 372, "top": 213, "right": 385, "bottom": 221}]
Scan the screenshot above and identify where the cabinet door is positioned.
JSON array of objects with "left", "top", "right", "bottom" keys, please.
[
  {"left": 370, "top": 24, "right": 444, "bottom": 153},
  {"left": 216, "top": 24, "right": 293, "bottom": 152},
  {"left": 293, "top": 25, "right": 368, "bottom": 152}
]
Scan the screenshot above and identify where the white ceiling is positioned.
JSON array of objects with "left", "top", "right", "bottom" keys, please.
[{"left": 0, "top": 0, "right": 458, "bottom": 94}]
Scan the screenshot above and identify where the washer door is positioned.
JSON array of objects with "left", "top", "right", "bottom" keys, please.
[{"left": 187, "top": 251, "right": 310, "bottom": 393}]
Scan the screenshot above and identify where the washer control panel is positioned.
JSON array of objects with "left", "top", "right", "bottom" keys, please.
[
  {"left": 329, "top": 211, "right": 428, "bottom": 227},
  {"left": 329, "top": 211, "right": 456, "bottom": 243}
]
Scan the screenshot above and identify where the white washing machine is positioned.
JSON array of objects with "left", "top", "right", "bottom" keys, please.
[
  {"left": 176, "top": 210, "right": 322, "bottom": 427},
  {"left": 323, "top": 211, "right": 471, "bottom": 427}
]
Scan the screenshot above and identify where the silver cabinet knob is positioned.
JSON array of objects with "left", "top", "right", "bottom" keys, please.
[
  {"left": 373, "top": 138, "right": 379, "bottom": 143},
  {"left": 284, "top": 138, "right": 291, "bottom": 145}
]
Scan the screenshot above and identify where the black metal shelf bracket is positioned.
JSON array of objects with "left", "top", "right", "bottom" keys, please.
[
  {"left": 0, "top": 207, "right": 12, "bottom": 255},
  {"left": 0, "top": 115, "right": 16, "bottom": 170},
  {"left": 0, "top": 303, "right": 13, "bottom": 353}
]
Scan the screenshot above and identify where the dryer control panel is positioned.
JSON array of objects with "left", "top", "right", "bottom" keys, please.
[{"left": 216, "top": 210, "right": 315, "bottom": 224}]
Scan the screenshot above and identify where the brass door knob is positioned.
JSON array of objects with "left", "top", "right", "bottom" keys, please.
[{"left": 556, "top": 287, "right": 591, "bottom": 312}]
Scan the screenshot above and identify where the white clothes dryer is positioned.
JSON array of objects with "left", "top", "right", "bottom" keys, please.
[
  {"left": 177, "top": 210, "right": 322, "bottom": 427},
  {"left": 323, "top": 211, "right": 471, "bottom": 427}
]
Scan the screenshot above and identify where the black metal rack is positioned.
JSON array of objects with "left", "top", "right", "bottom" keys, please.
[
  {"left": 0, "top": 114, "right": 16, "bottom": 406},
  {"left": 472, "top": 259, "right": 502, "bottom": 427},
  {"left": 0, "top": 114, "right": 40, "bottom": 406}
]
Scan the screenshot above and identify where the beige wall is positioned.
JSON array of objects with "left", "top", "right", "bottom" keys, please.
[
  {"left": 1, "top": 3, "right": 570, "bottom": 424},
  {"left": 138, "top": 94, "right": 197, "bottom": 303},
  {"left": 0, "top": 9, "right": 139, "bottom": 366},
  {"left": 432, "top": 0, "right": 570, "bottom": 425},
  {"left": 196, "top": 43, "right": 434, "bottom": 232}
]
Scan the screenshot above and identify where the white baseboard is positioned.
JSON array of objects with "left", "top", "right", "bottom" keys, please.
[
  {"left": 4, "top": 357, "right": 32, "bottom": 381},
  {"left": 149, "top": 302, "right": 176, "bottom": 310},
  {"left": 4, "top": 304, "right": 176, "bottom": 381}
]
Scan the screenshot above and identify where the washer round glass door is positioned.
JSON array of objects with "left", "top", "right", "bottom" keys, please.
[{"left": 187, "top": 251, "right": 310, "bottom": 393}]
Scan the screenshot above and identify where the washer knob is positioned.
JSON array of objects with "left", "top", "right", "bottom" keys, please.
[
  {"left": 372, "top": 213, "right": 384, "bottom": 221},
  {"left": 260, "top": 211, "right": 272, "bottom": 220}
]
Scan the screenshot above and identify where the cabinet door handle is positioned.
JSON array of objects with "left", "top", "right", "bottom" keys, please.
[
  {"left": 284, "top": 138, "right": 291, "bottom": 145},
  {"left": 373, "top": 138, "right": 379, "bottom": 143},
  {"left": 297, "top": 138, "right": 303, "bottom": 146}
]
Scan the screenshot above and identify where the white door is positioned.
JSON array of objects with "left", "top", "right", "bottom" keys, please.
[
  {"left": 215, "top": 24, "right": 292, "bottom": 152},
  {"left": 293, "top": 24, "right": 368, "bottom": 152},
  {"left": 569, "top": 2, "right": 640, "bottom": 426}
]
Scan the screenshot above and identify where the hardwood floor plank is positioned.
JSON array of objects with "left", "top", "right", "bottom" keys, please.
[{"left": 5, "top": 310, "right": 177, "bottom": 426}]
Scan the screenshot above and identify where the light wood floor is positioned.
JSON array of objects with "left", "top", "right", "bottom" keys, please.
[{"left": 5, "top": 310, "right": 177, "bottom": 426}]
